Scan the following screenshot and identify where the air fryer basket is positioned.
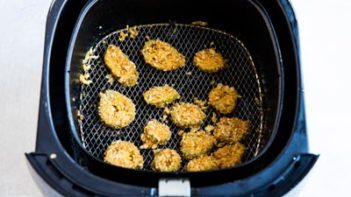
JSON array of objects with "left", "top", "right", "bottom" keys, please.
[
  {"left": 66, "top": 0, "right": 282, "bottom": 185},
  {"left": 78, "top": 23, "right": 265, "bottom": 170}
]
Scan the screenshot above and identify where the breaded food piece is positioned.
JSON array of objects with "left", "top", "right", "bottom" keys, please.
[
  {"left": 193, "top": 48, "right": 224, "bottom": 73},
  {"left": 208, "top": 83, "right": 239, "bottom": 114},
  {"left": 185, "top": 155, "right": 218, "bottom": 172},
  {"left": 98, "top": 90, "right": 136, "bottom": 128},
  {"left": 140, "top": 120, "right": 172, "bottom": 149},
  {"left": 143, "top": 85, "right": 180, "bottom": 108},
  {"left": 104, "top": 141, "right": 144, "bottom": 169},
  {"left": 213, "top": 143, "right": 246, "bottom": 168},
  {"left": 141, "top": 39, "right": 186, "bottom": 71},
  {"left": 170, "top": 103, "right": 206, "bottom": 128},
  {"left": 213, "top": 117, "right": 249, "bottom": 143},
  {"left": 151, "top": 149, "right": 182, "bottom": 172},
  {"left": 180, "top": 130, "right": 216, "bottom": 159},
  {"left": 104, "top": 44, "right": 139, "bottom": 86}
]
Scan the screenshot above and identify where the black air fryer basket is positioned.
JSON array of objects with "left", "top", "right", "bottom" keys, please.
[{"left": 26, "top": 0, "right": 318, "bottom": 196}]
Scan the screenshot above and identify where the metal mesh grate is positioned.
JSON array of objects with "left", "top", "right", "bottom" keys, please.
[{"left": 77, "top": 23, "right": 265, "bottom": 171}]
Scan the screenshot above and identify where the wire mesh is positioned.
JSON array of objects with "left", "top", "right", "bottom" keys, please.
[{"left": 77, "top": 23, "right": 266, "bottom": 171}]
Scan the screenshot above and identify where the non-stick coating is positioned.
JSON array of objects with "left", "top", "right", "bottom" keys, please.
[{"left": 77, "top": 24, "right": 265, "bottom": 171}]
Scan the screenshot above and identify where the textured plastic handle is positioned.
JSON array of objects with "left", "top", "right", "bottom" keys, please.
[{"left": 253, "top": 153, "right": 319, "bottom": 197}]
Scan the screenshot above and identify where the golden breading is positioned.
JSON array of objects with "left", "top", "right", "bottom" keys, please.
[
  {"left": 143, "top": 85, "right": 180, "bottom": 108},
  {"left": 193, "top": 48, "right": 225, "bottom": 73},
  {"left": 98, "top": 90, "right": 136, "bottom": 128},
  {"left": 185, "top": 155, "right": 218, "bottom": 172},
  {"left": 213, "top": 117, "right": 249, "bottom": 143},
  {"left": 170, "top": 103, "right": 206, "bottom": 128},
  {"left": 208, "top": 83, "right": 239, "bottom": 114},
  {"left": 180, "top": 130, "right": 216, "bottom": 159},
  {"left": 104, "top": 141, "right": 144, "bottom": 169},
  {"left": 140, "top": 120, "right": 172, "bottom": 149},
  {"left": 151, "top": 149, "right": 182, "bottom": 172},
  {"left": 213, "top": 143, "right": 246, "bottom": 169},
  {"left": 104, "top": 44, "right": 139, "bottom": 87},
  {"left": 141, "top": 39, "right": 186, "bottom": 71}
]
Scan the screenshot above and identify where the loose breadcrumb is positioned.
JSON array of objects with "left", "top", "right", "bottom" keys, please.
[
  {"left": 204, "top": 125, "right": 215, "bottom": 132},
  {"left": 105, "top": 74, "right": 115, "bottom": 85},
  {"left": 128, "top": 26, "right": 138, "bottom": 39},
  {"left": 118, "top": 31, "right": 128, "bottom": 41},
  {"left": 79, "top": 73, "right": 92, "bottom": 85},
  {"left": 193, "top": 98, "right": 207, "bottom": 110},
  {"left": 77, "top": 110, "right": 84, "bottom": 121},
  {"left": 211, "top": 112, "right": 218, "bottom": 123},
  {"left": 191, "top": 21, "right": 208, "bottom": 26}
]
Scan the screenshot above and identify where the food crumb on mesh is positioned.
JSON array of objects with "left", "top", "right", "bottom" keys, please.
[
  {"left": 83, "top": 47, "right": 99, "bottom": 64},
  {"left": 185, "top": 71, "right": 192, "bottom": 76},
  {"left": 118, "top": 31, "right": 128, "bottom": 41},
  {"left": 77, "top": 110, "right": 84, "bottom": 121},
  {"left": 191, "top": 21, "right": 208, "bottom": 26},
  {"left": 177, "top": 130, "right": 185, "bottom": 136},
  {"left": 83, "top": 64, "right": 91, "bottom": 72},
  {"left": 193, "top": 98, "right": 208, "bottom": 110},
  {"left": 79, "top": 73, "right": 92, "bottom": 85},
  {"left": 211, "top": 112, "right": 218, "bottom": 123},
  {"left": 204, "top": 125, "right": 215, "bottom": 132},
  {"left": 105, "top": 74, "right": 115, "bottom": 85},
  {"left": 210, "top": 80, "right": 216, "bottom": 85},
  {"left": 128, "top": 26, "right": 139, "bottom": 39}
]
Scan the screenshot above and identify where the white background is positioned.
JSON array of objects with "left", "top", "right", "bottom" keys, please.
[{"left": 0, "top": 0, "right": 350, "bottom": 196}]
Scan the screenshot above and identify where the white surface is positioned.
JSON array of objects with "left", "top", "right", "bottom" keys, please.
[{"left": 0, "top": 0, "right": 350, "bottom": 196}]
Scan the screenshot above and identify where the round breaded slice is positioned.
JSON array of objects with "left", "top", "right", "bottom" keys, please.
[
  {"left": 208, "top": 83, "right": 239, "bottom": 114},
  {"left": 151, "top": 149, "right": 182, "bottom": 172},
  {"left": 193, "top": 48, "right": 225, "bottom": 73},
  {"left": 180, "top": 130, "right": 216, "bottom": 160},
  {"left": 185, "top": 155, "right": 218, "bottom": 172},
  {"left": 213, "top": 117, "right": 249, "bottom": 143},
  {"left": 143, "top": 84, "right": 180, "bottom": 108},
  {"left": 170, "top": 102, "right": 206, "bottom": 128},
  {"left": 104, "top": 44, "right": 139, "bottom": 87},
  {"left": 98, "top": 90, "right": 136, "bottom": 128},
  {"left": 141, "top": 39, "right": 186, "bottom": 71},
  {"left": 213, "top": 143, "right": 246, "bottom": 169},
  {"left": 140, "top": 119, "right": 172, "bottom": 149},
  {"left": 104, "top": 141, "right": 144, "bottom": 169}
]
